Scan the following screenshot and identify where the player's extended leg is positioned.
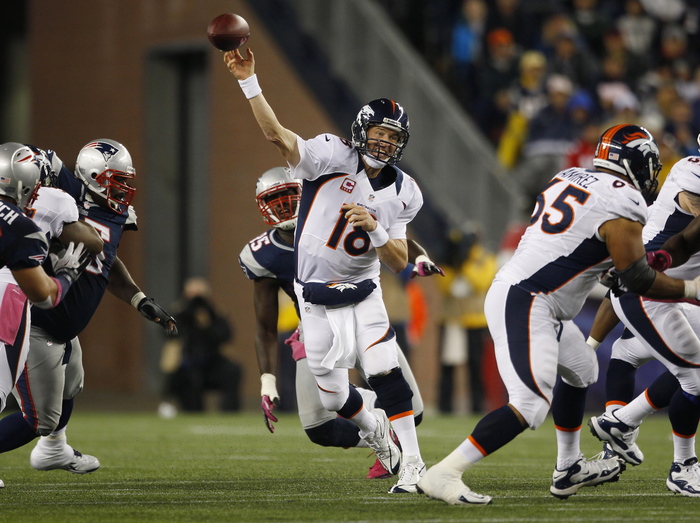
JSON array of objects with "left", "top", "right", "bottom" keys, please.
[
  {"left": 666, "top": 383, "right": 700, "bottom": 497},
  {"left": 356, "top": 291, "right": 424, "bottom": 493},
  {"left": 295, "top": 356, "right": 365, "bottom": 448},
  {"left": 27, "top": 334, "right": 98, "bottom": 474},
  {"left": 295, "top": 283, "right": 401, "bottom": 479}
]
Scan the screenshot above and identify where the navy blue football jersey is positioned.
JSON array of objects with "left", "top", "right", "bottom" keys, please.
[
  {"left": 0, "top": 200, "right": 48, "bottom": 271},
  {"left": 239, "top": 229, "right": 296, "bottom": 304},
  {"left": 31, "top": 166, "right": 138, "bottom": 342}
]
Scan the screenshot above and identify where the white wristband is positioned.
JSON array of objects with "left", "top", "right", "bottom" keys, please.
[
  {"left": 238, "top": 74, "right": 262, "bottom": 99},
  {"left": 367, "top": 223, "right": 389, "bottom": 248},
  {"left": 260, "top": 373, "right": 278, "bottom": 399},
  {"left": 684, "top": 279, "right": 698, "bottom": 300},
  {"left": 586, "top": 336, "right": 601, "bottom": 351},
  {"left": 131, "top": 291, "right": 146, "bottom": 309}
]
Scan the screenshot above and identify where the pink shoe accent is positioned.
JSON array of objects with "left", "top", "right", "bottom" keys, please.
[{"left": 366, "top": 458, "right": 392, "bottom": 479}]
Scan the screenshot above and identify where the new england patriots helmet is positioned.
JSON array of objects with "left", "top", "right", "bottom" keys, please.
[
  {"left": 351, "top": 98, "right": 409, "bottom": 166},
  {"left": 0, "top": 142, "right": 42, "bottom": 213},
  {"left": 593, "top": 124, "right": 661, "bottom": 201},
  {"left": 255, "top": 167, "right": 302, "bottom": 231},
  {"left": 75, "top": 139, "right": 136, "bottom": 214}
]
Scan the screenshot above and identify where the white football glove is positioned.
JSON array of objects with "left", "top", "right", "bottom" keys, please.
[{"left": 49, "top": 242, "right": 88, "bottom": 284}]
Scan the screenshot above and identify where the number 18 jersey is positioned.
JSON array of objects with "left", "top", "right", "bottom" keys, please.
[
  {"left": 290, "top": 134, "right": 423, "bottom": 284},
  {"left": 496, "top": 168, "right": 647, "bottom": 320}
]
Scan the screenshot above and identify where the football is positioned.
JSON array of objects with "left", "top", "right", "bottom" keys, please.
[{"left": 207, "top": 13, "right": 250, "bottom": 52}]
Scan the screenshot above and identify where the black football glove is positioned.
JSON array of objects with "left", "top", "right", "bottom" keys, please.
[{"left": 137, "top": 297, "right": 178, "bottom": 336}]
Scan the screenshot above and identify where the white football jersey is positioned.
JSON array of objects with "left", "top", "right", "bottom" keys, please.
[
  {"left": 290, "top": 134, "right": 423, "bottom": 283},
  {"left": 496, "top": 167, "right": 647, "bottom": 320},
  {"left": 643, "top": 156, "right": 700, "bottom": 280},
  {"left": 0, "top": 187, "right": 79, "bottom": 284}
]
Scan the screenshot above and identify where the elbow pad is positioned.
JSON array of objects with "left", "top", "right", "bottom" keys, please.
[{"left": 618, "top": 255, "right": 656, "bottom": 295}]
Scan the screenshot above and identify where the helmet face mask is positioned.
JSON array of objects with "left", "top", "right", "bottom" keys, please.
[
  {"left": 75, "top": 139, "right": 136, "bottom": 214},
  {"left": 351, "top": 99, "right": 409, "bottom": 166},
  {"left": 255, "top": 167, "right": 302, "bottom": 231},
  {"left": 0, "top": 142, "right": 43, "bottom": 214},
  {"left": 593, "top": 124, "right": 662, "bottom": 203}
]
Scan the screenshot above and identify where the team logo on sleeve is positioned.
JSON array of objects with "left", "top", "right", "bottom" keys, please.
[
  {"left": 341, "top": 179, "right": 356, "bottom": 194},
  {"left": 326, "top": 283, "right": 358, "bottom": 292}
]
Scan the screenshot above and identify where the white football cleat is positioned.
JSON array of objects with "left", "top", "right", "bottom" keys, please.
[
  {"left": 550, "top": 453, "right": 624, "bottom": 499},
  {"left": 589, "top": 412, "right": 644, "bottom": 466},
  {"left": 388, "top": 455, "right": 426, "bottom": 493},
  {"left": 667, "top": 457, "right": 700, "bottom": 497},
  {"left": 417, "top": 463, "right": 492, "bottom": 505},
  {"left": 0, "top": 478, "right": 4, "bottom": 488},
  {"left": 30, "top": 435, "right": 100, "bottom": 474},
  {"left": 361, "top": 409, "right": 401, "bottom": 476}
]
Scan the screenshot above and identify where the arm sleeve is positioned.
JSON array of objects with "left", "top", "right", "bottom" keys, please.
[{"left": 386, "top": 176, "right": 424, "bottom": 240}]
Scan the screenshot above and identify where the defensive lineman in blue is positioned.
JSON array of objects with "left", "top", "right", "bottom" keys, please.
[
  {"left": 0, "top": 140, "right": 177, "bottom": 478},
  {"left": 0, "top": 143, "right": 90, "bottom": 488},
  {"left": 417, "top": 124, "right": 700, "bottom": 504},
  {"left": 226, "top": 47, "right": 426, "bottom": 493}
]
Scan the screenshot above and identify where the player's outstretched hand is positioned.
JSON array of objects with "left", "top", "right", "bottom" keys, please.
[
  {"left": 137, "top": 297, "right": 178, "bottom": 336},
  {"left": 260, "top": 373, "right": 280, "bottom": 433},
  {"left": 224, "top": 48, "right": 255, "bottom": 80},
  {"left": 411, "top": 255, "right": 445, "bottom": 278}
]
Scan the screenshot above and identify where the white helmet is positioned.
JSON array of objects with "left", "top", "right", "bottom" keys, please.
[
  {"left": 75, "top": 139, "right": 135, "bottom": 214},
  {"left": 0, "top": 142, "right": 42, "bottom": 213},
  {"left": 255, "top": 167, "right": 302, "bottom": 231}
]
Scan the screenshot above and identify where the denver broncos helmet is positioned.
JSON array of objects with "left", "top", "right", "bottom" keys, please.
[
  {"left": 593, "top": 124, "right": 661, "bottom": 201},
  {"left": 351, "top": 98, "right": 409, "bottom": 166},
  {"left": 255, "top": 167, "right": 302, "bottom": 231},
  {"left": 75, "top": 139, "right": 136, "bottom": 214}
]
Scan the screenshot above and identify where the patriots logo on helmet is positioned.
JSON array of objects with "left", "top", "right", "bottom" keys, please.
[
  {"left": 85, "top": 141, "right": 119, "bottom": 162},
  {"left": 326, "top": 283, "right": 358, "bottom": 292}
]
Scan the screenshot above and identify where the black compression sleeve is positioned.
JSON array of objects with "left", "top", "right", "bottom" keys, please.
[{"left": 617, "top": 255, "right": 656, "bottom": 295}]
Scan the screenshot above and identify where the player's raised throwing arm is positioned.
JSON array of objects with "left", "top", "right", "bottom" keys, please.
[{"left": 224, "top": 49, "right": 300, "bottom": 166}]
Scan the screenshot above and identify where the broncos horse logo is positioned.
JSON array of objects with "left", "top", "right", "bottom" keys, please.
[{"left": 326, "top": 283, "right": 358, "bottom": 292}]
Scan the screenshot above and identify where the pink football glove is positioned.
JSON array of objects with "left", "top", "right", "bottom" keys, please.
[
  {"left": 411, "top": 255, "right": 445, "bottom": 279},
  {"left": 261, "top": 395, "right": 279, "bottom": 433},
  {"left": 260, "top": 373, "right": 280, "bottom": 433},
  {"left": 647, "top": 250, "right": 671, "bottom": 272}
]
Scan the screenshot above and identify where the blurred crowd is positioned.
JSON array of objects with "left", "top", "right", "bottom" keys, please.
[{"left": 379, "top": 0, "right": 700, "bottom": 209}]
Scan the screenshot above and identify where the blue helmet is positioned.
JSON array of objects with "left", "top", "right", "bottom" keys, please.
[
  {"left": 351, "top": 99, "right": 409, "bottom": 166},
  {"left": 593, "top": 124, "right": 661, "bottom": 201}
]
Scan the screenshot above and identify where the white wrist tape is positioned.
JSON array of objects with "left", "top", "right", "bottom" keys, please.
[
  {"left": 260, "top": 373, "right": 279, "bottom": 399},
  {"left": 367, "top": 223, "right": 389, "bottom": 248},
  {"left": 239, "top": 74, "right": 262, "bottom": 99},
  {"left": 684, "top": 279, "right": 698, "bottom": 300},
  {"left": 131, "top": 291, "right": 147, "bottom": 309},
  {"left": 586, "top": 336, "right": 601, "bottom": 351},
  {"left": 414, "top": 254, "right": 430, "bottom": 266}
]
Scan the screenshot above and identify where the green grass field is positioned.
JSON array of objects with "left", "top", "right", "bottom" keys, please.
[{"left": 0, "top": 410, "right": 697, "bottom": 522}]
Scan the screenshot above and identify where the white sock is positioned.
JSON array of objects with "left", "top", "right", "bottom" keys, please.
[
  {"left": 391, "top": 414, "right": 421, "bottom": 461},
  {"left": 605, "top": 403, "right": 624, "bottom": 415},
  {"left": 49, "top": 427, "right": 67, "bottom": 438},
  {"left": 455, "top": 436, "right": 486, "bottom": 468},
  {"left": 673, "top": 433, "right": 696, "bottom": 463},
  {"left": 614, "top": 393, "right": 655, "bottom": 427},
  {"left": 354, "top": 406, "right": 378, "bottom": 436},
  {"left": 556, "top": 427, "right": 581, "bottom": 470}
]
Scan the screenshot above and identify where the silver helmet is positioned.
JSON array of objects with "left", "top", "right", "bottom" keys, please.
[
  {"left": 75, "top": 139, "right": 135, "bottom": 214},
  {"left": 255, "top": 167, "right": 302, "bottom": 231},
  {"left": 0, "top": 142, "right": 42, "bottom": 213}
]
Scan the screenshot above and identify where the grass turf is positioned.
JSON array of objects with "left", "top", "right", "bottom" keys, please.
[{"left": 0, "top": 410, "right": 697, "bottom": 522}]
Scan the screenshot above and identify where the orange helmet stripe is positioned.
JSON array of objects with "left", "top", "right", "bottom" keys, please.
[{"left": 598, "top": 124, "right": 627, "bottom": 160}]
